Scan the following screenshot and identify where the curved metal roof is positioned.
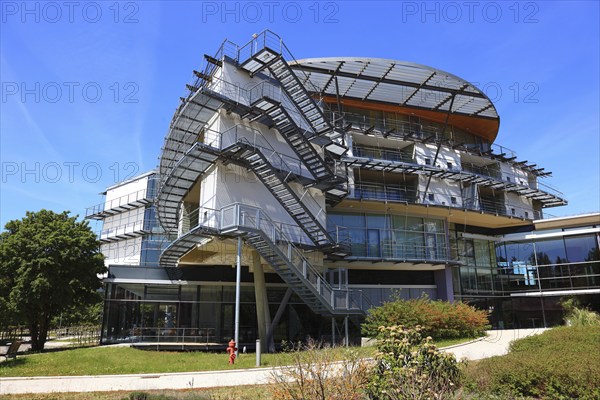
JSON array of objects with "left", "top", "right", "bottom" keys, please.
[{"left": 290, "top": 57, "right": 500, "bottom": 136}]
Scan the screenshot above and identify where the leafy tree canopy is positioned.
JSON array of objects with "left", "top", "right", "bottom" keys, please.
[{"left": 0, "top": 209, "right": 106, "bottom": 350}]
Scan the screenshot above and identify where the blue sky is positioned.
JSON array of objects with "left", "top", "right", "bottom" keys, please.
[{"left": 1, "top": 1, "right": 599, "bottom": 228}]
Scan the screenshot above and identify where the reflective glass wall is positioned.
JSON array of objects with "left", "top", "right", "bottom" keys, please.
[
  {"left": 453, "top": 228, "right": 600, "bottom": 328},
  {"left": 329, "top": 212, "right": 449, "bottom": 262},
  {"left": 102, "top": 282, "right": 341, "bottom": 345}
]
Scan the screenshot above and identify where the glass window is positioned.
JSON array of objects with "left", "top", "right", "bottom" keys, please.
[
  {"left": 534, "top": 238, "right": 568, "bottom": 265},
  {"left": 565, "top": 234, "right": 599, "bottom": 262},
  {"left": 200, "top": 286, "right": 222, "bottom": 302},
  {"left": 366, "top": 214, "right": 388, "bottom": 229},
  {"left": 145, "top": 285, "right": 179, "bottom": 301}
]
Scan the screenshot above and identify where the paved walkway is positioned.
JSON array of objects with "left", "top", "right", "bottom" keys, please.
[
  {"left": 444, "top": 327, "right": 548, "bottom": 361},
  {"left": 0, "top": 328, "right": 547, "bottom": 395}
]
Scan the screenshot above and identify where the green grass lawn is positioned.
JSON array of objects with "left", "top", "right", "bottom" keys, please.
[
  {"left": 0, "top": 345, "right": 375, "bottom": 377},
  {"left": 464, "top": 326, "right": 600, "bottom": 400},
  {"left": 0, "top": 336, "right": 477, "bottom": 378}
]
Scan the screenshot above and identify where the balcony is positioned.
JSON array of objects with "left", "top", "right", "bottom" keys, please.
[
  {"left": 338, "top": 227, "right": 451, "bottom": 264},
  {"left": 353, "top": 182, "right": 416, "bottom": 203},
  {"left": 98, "top": 220, "right": 150, "bottom": 242},
  {"left": 350, "top": 182, "right": 543, "bottom": 219},
  {"left": 86, "top": 188, "right": 152, "bottom": 220},
  {"left": 352, "top": 145, "right": 415, "bottom": 164}
]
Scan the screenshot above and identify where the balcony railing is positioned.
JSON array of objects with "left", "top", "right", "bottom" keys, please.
[
  {"left": 351, "top": 182, "right": 542, "bottom": 219},
  {"left": 341, "top": 227, "right": 450, "bottom": 262},
  {"left": 352, "top": 145, "right": 415, "bottom": 164},
  {"left": 350, "top": 143, "right": 564, "bottom": 200},
  {"left": 353, "top": 182, "right": 416, "bottom": 203},
  {"left": 98, "top": 220, "right": 148, "bottom": 241},
  {"left": 327, "top": 110, "right": 530, "bottom": 159},
  {"left": 86, "top": 188, "right": 152, "bottom": 219}
]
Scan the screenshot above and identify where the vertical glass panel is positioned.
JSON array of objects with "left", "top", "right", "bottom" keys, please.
[
  {"left": 474, "top": 240, "right": 493, "bottom": 267},
  {"left": 367, "top": 214, "right": 389, "bottom": 229},
  {"left": 343, "top": 213, "right": 366, "bottom": 228},
  {"left": 565, "top": 235, "right": 599, "bottom": 262},
  {"left": 391, "top": 215, "right": 406, "bottom": 230},
  {"left": 367, "top": 229, "right": 380, "bottom": 257},
  {"left": 406, "top": 216, "right": 424, "bottom": 232},
  {"left": 534, "top": 238, "right": 568, "bottom": 265},
  {"left": 200, "top": 286, "right": 222, "bottom": 302}
]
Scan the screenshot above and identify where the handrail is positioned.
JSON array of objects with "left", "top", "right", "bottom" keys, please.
[
  {"left": 340, "top": 227, "right": 450, "bottom": 262},
  {"left": 228, "top": 203, "right": 365, "bottom": 312},
  {"left": 176, "top": 202, "right": 365, "bottom": 313},
  {"left": 352, "top": 181, "right": 544, "bottom": 219},
  {"left": 86, "top": 188, "right": 151, "bottom": 218},
  {"left": 235, "top": 30, "right": 334, "bottom": 129},
  {"left": 99, "top": 220, "right": 148, "bottom": 239},
  {"left": 347, "top": 144, "right": 564, "bottom": 198}
]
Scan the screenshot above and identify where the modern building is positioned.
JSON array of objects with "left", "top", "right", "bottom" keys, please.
[
  {"left": 88, "top": 30, "right": 599, "bottom": 349},
  {"left": 85, "top": 171, "right": 167, "bottom": 268}
]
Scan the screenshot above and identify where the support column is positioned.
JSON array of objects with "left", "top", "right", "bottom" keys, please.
[
  {"left": 331, "top": 317, "right": 336, "bottom": 346},
  {"left": 234, "top": 237, "right": 242, "bottom": 356},
  {"left": 252, "top": 251, "right": 272, "bottom": 352},
  {"left": 344, "top": 316, "right": 349, "bottom": 347},
  {"left": 434, "top": 266, "right": 455, "bottom": 302}
]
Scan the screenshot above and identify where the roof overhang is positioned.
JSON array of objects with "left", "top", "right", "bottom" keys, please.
[{"left": 291, "top": 57, "right": 500, "bottom": 142}]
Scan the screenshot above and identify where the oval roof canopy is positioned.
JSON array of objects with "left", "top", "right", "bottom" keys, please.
[{"left": 291, "top": 57, "right": 500, "bottom": 142}]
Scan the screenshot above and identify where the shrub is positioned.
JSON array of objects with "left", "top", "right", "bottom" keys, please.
[
  {"left": 560, "top": 297, "right": 600, "bottom": 327},
  {"left": 367, "top": 325, "right": 462, "bottom": 400},
  {"left": 464, "top": 326, "right": 600, "bottom": 399},
  {"left": 268, "top": 339, "right": 371, "bottom": 400},
  {"left": 566, "top": 307, "right": 600, "bottom": 327},
  {"left": 362, "top": 295, "right": 489, "bottom": 340}
]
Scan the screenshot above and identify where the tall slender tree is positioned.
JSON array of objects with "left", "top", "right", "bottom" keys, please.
[{"left": 0, "top": 210, "right": 106, "bottom": 351}]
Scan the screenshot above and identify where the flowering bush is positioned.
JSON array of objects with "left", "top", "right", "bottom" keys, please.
[
  {"left": 367, "top": 325, "right": 462, "bottom": 400},
  {"left": 269, "top": 339, "right": 371, "bottom": 400},
  {"left": 362, "top": 295, "right": 489, "bottom": 339}
]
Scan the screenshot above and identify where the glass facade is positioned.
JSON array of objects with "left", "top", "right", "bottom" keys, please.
[
  {"left": 102, "top": 280, "right": 345, "bottom": 346},
  {"left": 329, "top": 212, "right": 449, "bottom": 262},
  {"left": 453, "top": 230, "right": 600, "bottom": 328}
]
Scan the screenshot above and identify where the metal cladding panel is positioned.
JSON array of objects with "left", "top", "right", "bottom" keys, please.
[
  {"left": 335, "top": 76, "right": 356, "bottom": 96},
  {"left": 406, "top": 89, "right": 448, "bottom": 108},
  {"left": 339, "top": 61, "right": 365, "bottom": 74},
  {"left": 479, "top": 108, "right": 499, "bottom": 118},
  {"left": 360, "top": 62, "right": 391, "bottom": 76},
  {"left": 291, "top": 57, "right": 500, "bottom": 122},
  {"left": 344, "top": 81, "right": 377, "bottom": 99},
  {"left": 303, "top": 72, "right": 330, "bottom": 91}
]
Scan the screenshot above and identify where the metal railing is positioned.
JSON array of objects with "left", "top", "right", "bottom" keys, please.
[
  {"left": 352, "top": 145, "right": 415, "bottom": 164},
  {"left": 125, "top": 327, "right": 219, "bottom": 345},
  {"left": 183, "top": 202, "right": 367, "bottom": 313},
  {"left": 328, "top": 110, "right": 499, "bottom": 154},
  {"left": 353, "top": 182, "right": 416, "bottom": 203},
  {"left": 352, "top": 181, "right": 542, "bottom": 219},
  {"left": 344, "top": 229, "right": 450, "bottom": 262},
  {"left": 99, "top": 220, "right": 147, "bottom": 240},
  {"left": 86, "top": 188, "right": 151, "bottom": 218},
  {"left": 348, "top": 142, "right": 564, "bottom": 200}
]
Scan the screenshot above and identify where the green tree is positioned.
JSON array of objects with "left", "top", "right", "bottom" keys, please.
[{"left": 0, "top": 210, "right": 106, "bottom": 351}]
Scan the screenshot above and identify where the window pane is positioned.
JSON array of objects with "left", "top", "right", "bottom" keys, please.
[
  {"left": 535, "top": 238, "right": 568, "bottom": 265},
  {"left": 565, "top": 235, "right": 599, "bottom": 262}
]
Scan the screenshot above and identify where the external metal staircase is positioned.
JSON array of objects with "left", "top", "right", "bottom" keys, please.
[
  {"left": 237, "top": 32, "right": 333, "bottom": 138},
  {"left": 161, "top": 203, "right": 366, "bottom": 315},
  {"left": 222, "top": 141, "right": 334, "bottom": 248},
  {"left": 157, "top": 32, "right": 359, "bottom": 316},
  {"left": 247, "top": 92, "right": 334, "bottom": 182}
]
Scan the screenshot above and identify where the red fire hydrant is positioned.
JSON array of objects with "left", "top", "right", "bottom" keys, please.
[{"left": 226, "top": 339, "right": 237, "bottom": 364}]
